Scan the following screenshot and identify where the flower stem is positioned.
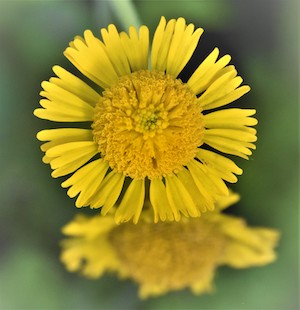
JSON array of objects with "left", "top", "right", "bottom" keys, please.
[{"left": 109, "top": 0, "right": 142, "bottom": 29}]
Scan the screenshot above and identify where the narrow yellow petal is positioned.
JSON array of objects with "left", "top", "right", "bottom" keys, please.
[
  {"left": 215, "top": 191, "right": 240, "bottom": 210},
  {"left": 139, "top": 26, "right": 150, "bottom": 69},
  {"left": 219, "top": 218, "right": 280, "bottom": 268},
  {"left": 61, "top": 159, "right": 102, "bottom": 189},
  {"left": 34, "top": 104, "right": 93, "bottom": 122},
  {"left": 41, "top": 81, "right": 96, "bottom": 112},
  {"left": 90, "top": 171, "right": 125, "bottom": 210},
  {"left": 149, "top": 178, "right": 175, "bottom": 222},
  {"left": 192, "top": 161, "right": 229, "bottom": 196},
  {"left": 151, "top": 17, "right": 176, "bottom": 71},
  {"left": 115, "top": 179, "right": 145, "bottom": 224},
  {"left": 120, "top": 25, "right": 149, "bottom": 72},
  {"left": 197, "top": 149, "right": 242, "bottom": 183},
  {"left": 37, "top": 129, "right": 93, "bottom": 152},
  {"left": 205, "top": 129, "right": 257, "bottom": 142},
  {"left": 199, "top": 71, "right": 251, "bottom": 110},
  {"left": 46, "top": 141, "right": 98, "bottom": 178},
  {"left": 37, "top": 128, "right": 92, "bottom": 142},
  {"left": 61, "top": 159, "right": 109, "bottom": 207},
  {"left": 49, "top": 144, "right": 97, "bottom": 169},
  {"left": 203, "top": 134, "right": 254, "bottom": 159},
  {"left": 198, "top": 70, "right": 238, "bottom": 105},
  {"left": 187, "top": 160, "right": 216, "bottom": 211},
  {"left": 165, "top": 174, "right": 200, "bottom": 218},
  {"left": 187, "top": 47, "right": 220, "bottom": 92},
  {"left": 64, "top": 30, "right": 119, "bottom": 88},
  {"left": 100, "top": 174, "right": 126, "bottom": 215},
  {"left": 204, "top": 108, "right": 258, "bottom": 129},
  {"left": 42, "top": 155, "right": 51, "bottom": 164},
  {"left": 176, "top": 168, "right": 209, "bottom": 213},
  {"left": 51, "top": 154, "right": 98, "bottom": 178},
  {"left": 75, "top": 160, "right": 110, "bottom": 207},
  {"left": 205, "top": 108, "right": 256, "bottom": 118},
  {"left": 166, "top": 18, "right": 203, "bottom": 77},
  {"left": 100, "top": 24, "right": 131, "bottom": 76},
  {"left": 51, "top": 66, "right": 100, "bottom": 106},
  {"left": 38, "top": 98, "right": 94, "bottom": 121},
  {"left": 64, "top": 46, "right": 109, "bottom": 88},
  {"left": 46, "top": 141, "right": 97, "bottom": 157},
  {"left": 202, "top": 166, "right": 229, "bottom": 195},
  {"left": 187, "top": 51, "right": 232, "bottom": 95}
]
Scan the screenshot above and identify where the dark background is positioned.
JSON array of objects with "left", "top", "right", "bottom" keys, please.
[{"left": 0, "top": 0, "right": 298, "bottom": 309}]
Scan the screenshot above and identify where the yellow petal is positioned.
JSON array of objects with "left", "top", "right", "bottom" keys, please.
[
  {"left": 37, "top": 128, "right": 92, "bottom": 142},
  {"left": 100, "top": 24, "right": 131, "bottom": 76},
  {"left": 46, "top": 141, "right": 97, "bottom": 158},
  {"left": 215, "top": 191, "right": 240, "bottom": 210},
  {"left": 187, "top": 49, "right": 231, "bottom": 95},
  {"left": 37, "top": 128, "right": 93, "bottom": 153},
  {"left": 100, "top": 174, "right": 126, "bottom": 215},
  {"left": 166, "top": 18, "right": 203, "bottom": 77},
  {"left": 64, "top": 30, "right": 119, "bottom": 88},
  {"left": 49, "top": 146, "right": 95, "bottom": 169},
  {"left": 205, "top": 86, "right": 251, "bottom": 111},
  {"left": 41, "top": 81, "right": 96, "bottom": 112},
  {"left": 51, "top": 155, "right": 98, "bottom": 178},
  {"left": 115, "top": 179, "right": 145, "bottom": 224},
  {"left": 197, "top": 149, "right": 242, "bottom": 183},
  {"left": 187, "top": 160, "right": 216, "bottom": 211},
  {"left": 33, "top": 107, "right": 93, "bottom": 122},
  {"left": 149, "top": 178, "right": 175, "bottom": 222},
  {"left": 219, "top": 217, "right": 280, "bottom": 268},
  {"left": 176, "top": 168, "right": 210, "bottom": 213},
  {"left": 203, "top": 134, "right": 254, "bottom": 159},
  {"left": 61, "top": 159, "right": 109, "bottom": 207},
  {"left": 50, "top": 144, "right": 97, "bottom": 170},
  {"left": 191, "top": 160, "right": 229, "bottom": 196},
  {"left": 75, "top": 161, "right": 110, "bottom": 207},
  {"left": 89, "top": 171, "right": 125, "bottom": 210},
  {"left": 120, "top": 25, "right": 149, "bottom": 72},
  {"left": 204, "top": 128, "right": 257, "bottom": 142},
  {"left": 151, "top": 17, "right": 176, "bottom": 72},
  {"left": 51, "top": 66, "right": 100, "bottom": 106},
  {"left": 204, "top": 108, "right": 258, "bottom": 129},
  {"left": 165, "top": 174, "right": 200, "bottom": 218}
]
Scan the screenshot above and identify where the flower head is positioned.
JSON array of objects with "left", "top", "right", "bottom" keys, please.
[
  {"left": 34, "top": 17, "right": 257, "bottom": 223},
  {"left": 60, "top": 193, "right": 279, "bottom": 299}
]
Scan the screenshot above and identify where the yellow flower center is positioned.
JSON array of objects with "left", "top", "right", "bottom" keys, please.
[
  {"left": 109, "top": 219, "right": 225, "bottom": 294},
  {"left": 92, "top": 70, "right": 204, "bottom": 179}
]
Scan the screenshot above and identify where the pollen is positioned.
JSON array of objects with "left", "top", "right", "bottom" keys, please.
[{"left": 92, "top": 70, "right": 204, "bottom": 179}]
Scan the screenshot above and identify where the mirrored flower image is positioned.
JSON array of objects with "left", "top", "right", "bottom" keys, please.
[{"left": 61, "top": 193, "right": 279, "bottom": 298}]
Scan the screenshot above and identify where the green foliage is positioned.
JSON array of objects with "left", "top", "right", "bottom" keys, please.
[{"left": 134, "top": 0, "right": 232, "bottom": 31}]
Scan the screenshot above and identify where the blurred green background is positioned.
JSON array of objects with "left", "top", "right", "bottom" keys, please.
[{"left": 0, "top": 0, "right": 298, "bottom": 309}]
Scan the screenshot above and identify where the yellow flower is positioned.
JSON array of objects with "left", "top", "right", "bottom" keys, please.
[
  {"left": 34, "top": 17, "right": 257, "bottom": 223},
  {"left": 60, "top": 193, "right": 279, "bottom": 299}
]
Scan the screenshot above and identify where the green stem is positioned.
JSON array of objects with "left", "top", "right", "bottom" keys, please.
[{"left": 109, "top": 0, "right": 142, "bottom": 29}]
